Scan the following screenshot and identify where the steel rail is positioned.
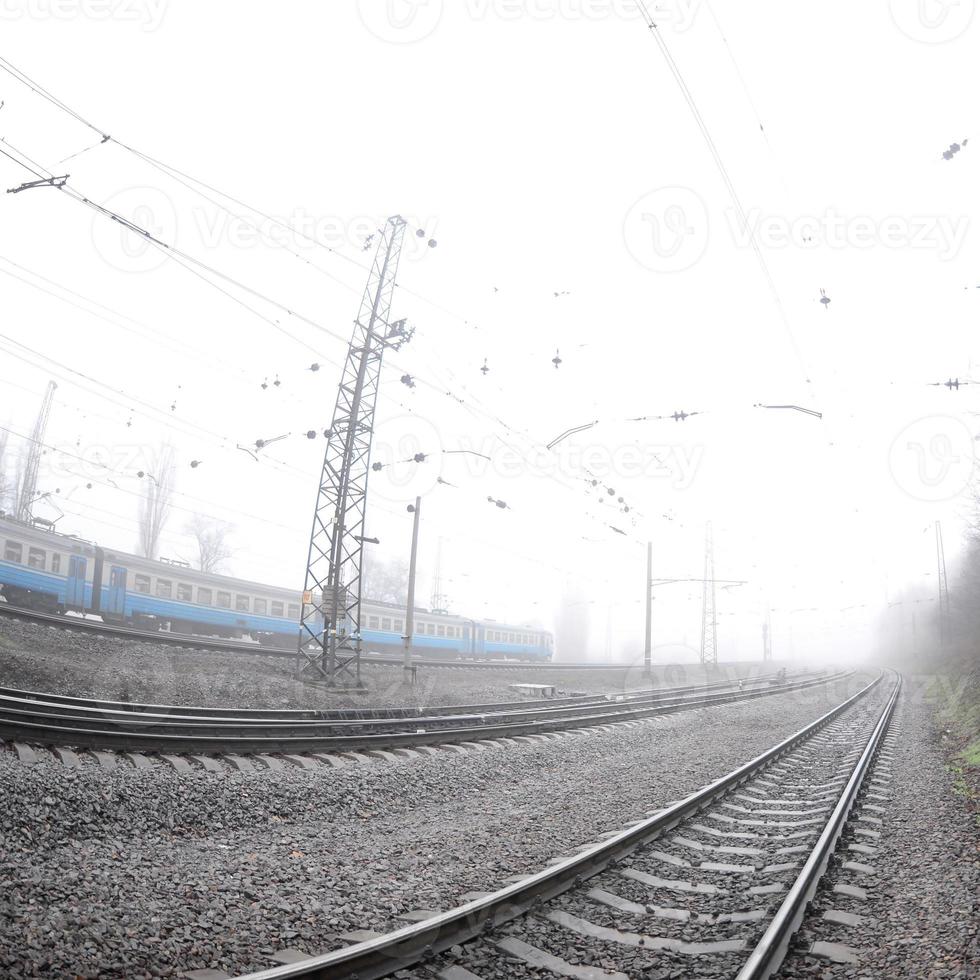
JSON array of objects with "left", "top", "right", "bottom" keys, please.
[
  {"left": 230, "top": 672, "right": 888, "bottom": 980},
  {"left": 0, "top": 670, "right": 793, "bottom": 721},
  {"left": 0, "top": 672, "right": 815, "bottom": 732},
  {"left": 735, "top": 669, "right": 901, "bottom": 980},
  {"left": 0, "top": 672, "right": 851, "bottom": 754}
]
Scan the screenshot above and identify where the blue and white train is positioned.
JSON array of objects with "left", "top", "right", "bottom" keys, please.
[{"left": 0, "top": 515, "right": 553, "bottom": 661}]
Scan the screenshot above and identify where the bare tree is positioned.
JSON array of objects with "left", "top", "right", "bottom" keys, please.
[
  {"left": 185, "top": 513, "right": 234, "bottom": 574},
  {"left": 137, "top": 442, "right": 176, "bottom": 559},
  {"left": 361, "top": 556, "right": 408, "bottom": 605}
]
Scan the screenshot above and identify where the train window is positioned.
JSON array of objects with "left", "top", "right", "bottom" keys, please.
[
  {"left": 198, "top": 587, "right": 212, "bottom": 605},
  {"left": 27, "top": 547, "right": 46, "bottom": 569},
  {"left": 367, "top": 615, "right": 379, "bottom": 628},
  {"left": 394, "top": 618, "right": 403, "bottom": 632},
  {"left": 134, "top": 574, "right": 150, "bottom": 594},
  {"left": 381, "top": 616, "right": 392, "bottom": 631},
  {"left": 4, "top": 541, "right": 22, "bottom": 563},
  {"left": 437, "top": 624, "right": 445, "bottom": 637},
  {"left": 176, "top": 583, "right": 192, "bottom": 602},
  {"left": 271, "top": 600, "right": 284, "bottom": 617},
  {"left": 217, "top": 591, "right": 231, "bottom": 608},
  {"left": 254, "top": 598, "right": 267, "bottom": 615},
  {"left": 287, "top": 603, "right": 300, "bottom": 618},
  {"left": 427, "top": 623, "right": 436, "bottom": 635},
  {"left": 156, "top": 579, "right": 172, "bottom": 598},
  {"left": 235, "top": 595, "right": 250, "bottom": 612},
  {"left": 51, "top": 553, "right": 61, "bottom": 573}
]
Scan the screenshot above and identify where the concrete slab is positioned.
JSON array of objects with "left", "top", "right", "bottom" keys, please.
[
  {"left": 842, "top": 861, "right": 877, "bottom": 875},
  {"left": 396, "top": 909, "right": 440, "bottom": 923},
  {"left": 269, "top": 949, "right": 313, "bottom": 965},
  {"left": 338, "top": 930, "right": 383, "bottom": 943},
  {"left": 192, "top": 755, "right": 224, "bottom": 773},
  {"left": 437, "top": 967, "right": 485, "bottom": 980},
  {"left": 823, "top": 909, "right": 866, "bottom": 927},
  {"left": 12, "top": 743, "right": 38, "bottom": 764},
  {"left": 586, "top": 888, "right": 646, "bottom": 914},
  {"left": 495, "top": 936, "right": 628, "bottom": 980},
  {"left": 809, "top": 940, "right": 860, "bottom": 964}
]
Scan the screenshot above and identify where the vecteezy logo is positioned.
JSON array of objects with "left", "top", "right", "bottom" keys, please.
[
  {"left": 357, "top": 0, "right": 444, "bottom": 44},
  {"left": 623, "top": 186, "right": 709, "bottom": 272},
  {"left": 889, "top": 0, "right": 975, "bottom": 43},
  {"left": 369, "top": 412, "right": 445, "bottom": 503},
  {"left": 888, "top": 415, "right": 975, "bottom": 502},
  {"left": 90, "top": 186, "right": 177, "bottom": 274}
]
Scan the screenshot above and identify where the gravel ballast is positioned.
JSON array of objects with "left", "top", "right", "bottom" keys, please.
[{"left": 0, "top": 674, "right": 873, "bottom": 979}]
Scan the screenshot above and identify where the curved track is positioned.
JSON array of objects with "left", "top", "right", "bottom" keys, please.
[
  {"left": 226, "top": 670, "right": 898, "bottom": 980},
  {"left": 0, "top": 671, "right": 845, "bottom": 757}
]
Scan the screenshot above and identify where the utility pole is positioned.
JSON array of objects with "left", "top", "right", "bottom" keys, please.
[
  {"left": 403, "top": 497, "right": 421, "bottom": 685},
  {"left": 936, "top": 520, "right": 951, "bottom": 648},
  {"left": 762, "top": 612, "right": 772, "bottom": 662},
  {"left": 297, "top": 215, "right": 410, "bottom": 688},
  {"left": 16, "top": 380, "right": 57, "bottom": 523},
  {"left": 700, "top": 522, "right": 718, "bottom": 665},
  {"left": 644, "top": 541, "right": 652, "bottom": 676}
]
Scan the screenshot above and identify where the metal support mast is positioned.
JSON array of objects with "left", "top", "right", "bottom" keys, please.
[
  {"left": 762, "top": 611, "right": 772, "bottom": 662},
  {"left": 297, "top": 215, "right": 409, "bottom": 687},
  {"left": 643, "top": 541, "right": 652, "bottom": 676},
  {"left": 699, "top": 522, "right": 718, "bottom": 665},
  {"left": 15, "top": 380, "right": 57, "bottom": 523},
  {"left": 936, "top": 520, "right": 951, "bottom": 648}
]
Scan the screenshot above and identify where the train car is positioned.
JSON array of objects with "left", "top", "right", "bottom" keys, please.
[
  {"left": 0, "top": 515, "right": 554, "bottom": 660},
  {"left": 0, "top": 514, "right": 299, "bottom": 644},
  {"left": 361, "top": 600, "right": 553, "bottom": 663}
]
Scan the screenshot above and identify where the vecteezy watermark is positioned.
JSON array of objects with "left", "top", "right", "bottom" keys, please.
[
  {"left": 89, "top": 187, "right": 438, "bottom": 272},
  {"left": 623, "top": 186, "right": 710, "bottom": 273},
  {"left": 0, "top": 0, "right": 168, "bottom": 30},
  {"left": 357, "top": 0, "right": 445, "bottom": 43},
  {"left": 90, "top": 186, "right": 178, "bottom": 274},
  {"left": 190, "top": 209, "right": 439, "bottom": 262},
  {"left": 623, "top": 188, "right": 970, "bottom": 272},
  {"left": 357, "top": 0, "right": 703, "bottom": 43},
  {"left": 888, "top": 0, "right": 975, "bottom": 43},
  {"left": 370, "top": 417, "right": 705, "bottom": 505},
  {"left": 728, "top": 208, "right": 969, "bottom": 262},
  {"left": 887, "top": 415, "right": 976, "bottom": 502}
]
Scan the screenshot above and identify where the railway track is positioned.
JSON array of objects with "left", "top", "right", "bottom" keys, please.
[
  {"left": 0, "top": 600, "right": 615, "bottom": 669},
  {"left": 222, "top": 669, "right": 898, "bottom": 980},
  {"left": 0, "top": 670, "right": 845, "bottom": 759}
]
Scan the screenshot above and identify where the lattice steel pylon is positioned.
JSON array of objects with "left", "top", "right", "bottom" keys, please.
[
  {"left": 15, "top": 380, "right": 57, "bottom": 523},
  {"left": 699, "top": 522, "right": 718, "bottom": 665},
  {"left": 296, "top": 215, "right": 409, "bottom": 687},
  {"left": 936, "top": 520, "right": 951, "bottom": 648}
]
